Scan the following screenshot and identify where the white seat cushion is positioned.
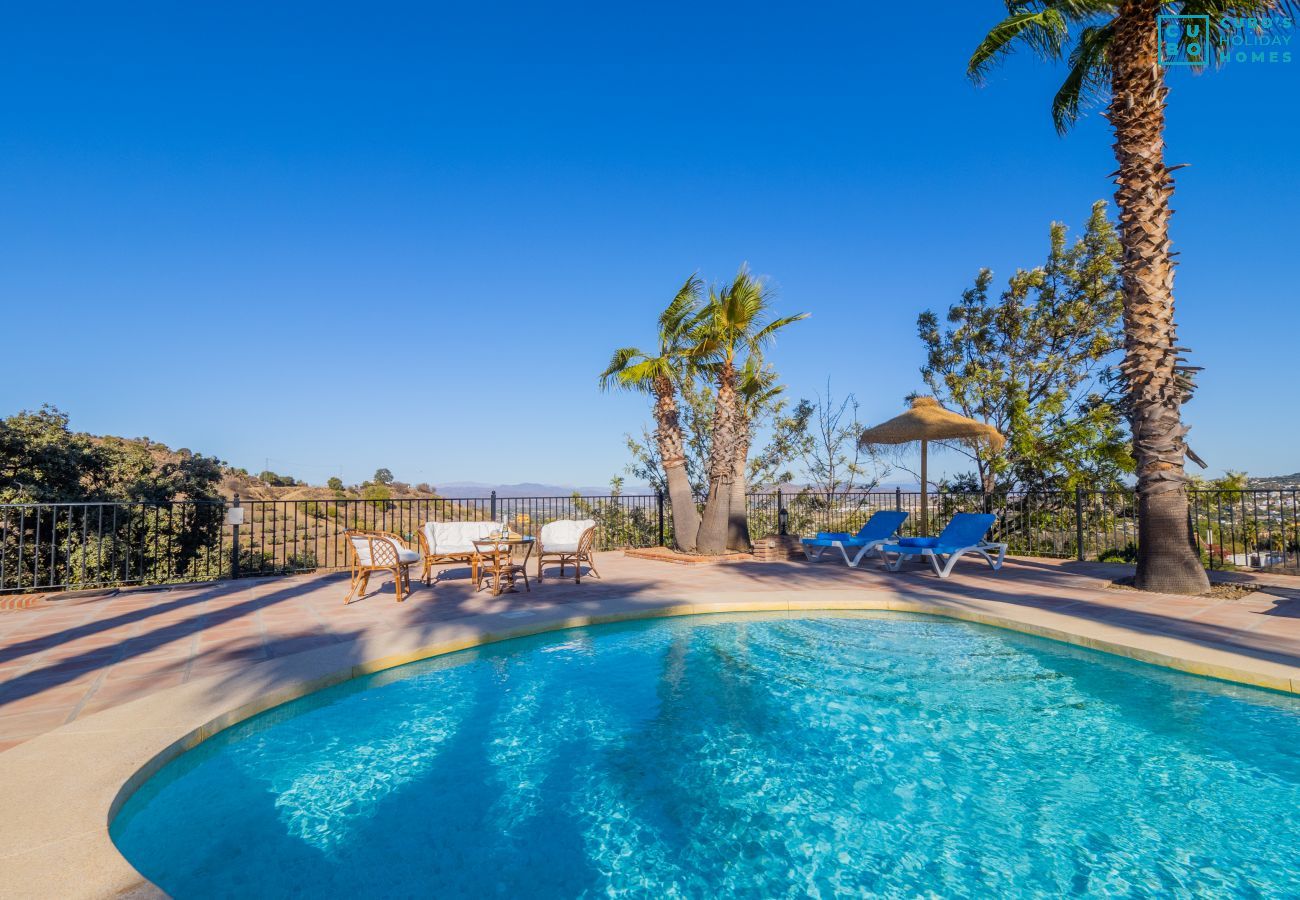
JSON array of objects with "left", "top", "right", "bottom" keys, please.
[
  {"left": 540, "top": 519, "right": 595, "bottom": 552},
  {"left": 423, "top": 521, "right": 502, "bottom": 554}
]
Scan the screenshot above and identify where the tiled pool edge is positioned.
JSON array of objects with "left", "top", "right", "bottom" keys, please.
[{"left": 1, "top": 588, "right": 1297, "bottom": 899}]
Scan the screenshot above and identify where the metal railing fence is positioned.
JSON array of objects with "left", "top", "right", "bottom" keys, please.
[{"left": 2, "top": 488, "right": 1296, "bottom": 593}]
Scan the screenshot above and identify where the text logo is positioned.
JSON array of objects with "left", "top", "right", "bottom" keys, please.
[
  {"left": 1158, "top": 14, "right": 1210, "bottom": 66},
  {"left": 1158, "top": 14, "right": 1294, "bottom": 66}
]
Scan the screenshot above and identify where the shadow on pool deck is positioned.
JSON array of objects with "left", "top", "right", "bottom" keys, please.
[{"left": 1, "top": 552, "right": 1299, "bottom": 752}]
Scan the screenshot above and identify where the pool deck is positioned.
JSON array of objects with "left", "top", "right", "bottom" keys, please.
[{"left": 2, "top": 552, "right": 1300, "bottom": 897}]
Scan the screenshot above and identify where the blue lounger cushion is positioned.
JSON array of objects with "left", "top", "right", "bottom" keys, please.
[{"left": 898, "top": 537, "right": 939, "bottom": 548}]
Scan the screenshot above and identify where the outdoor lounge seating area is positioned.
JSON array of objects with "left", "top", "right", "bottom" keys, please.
[
  {"left": 344, "top": 518, "right": 600, "bottom": 602},
  {"left": 344, "top": 509, "right": 1012, "bottom": 604}
]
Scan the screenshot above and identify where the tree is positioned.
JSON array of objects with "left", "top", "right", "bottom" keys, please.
[
  {"left": 0, "top": 406, "right": 224, "bottom": 586},
  {"left": 373, "top": 468, "right": 394, "bottom": 485},
  {"left": 965, "top": 2, "right": 1284, "bottom": 592},
  {"left": 258, "top": 470, "right": 296, "bottom": 487},
  {"left": 621, "top": 370, "right": 802, "bottom": 503},
  {"left": 918, "top": 202, "right": 1132, "bottom": 493},
  {"left": 600, "top": 276, "right": 706, "bottom": 551},
  {"left": 792, "top": 381, "right": 879, "bottom": 495},
  {"left": 0, "top": 405, "right": 223, "bottom": 504},
  {"left": 689, "top": 267, "right": 807, "bottom": 554},
  {"left": 361, "top": 483, "right": 391, "bottom": 504},
  {"left": 726, "top": 359, "right": 785, "bottom": 551},
  {"left": 327, "top": 476, "right": 344, "bottom": 492},
  {"left": 0, "top": 406, "right": 101, "bottom": 502}
]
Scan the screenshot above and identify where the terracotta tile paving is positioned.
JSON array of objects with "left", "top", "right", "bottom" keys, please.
[{"left": 1, "top": 553, "right": 1299, "bottom": 753}]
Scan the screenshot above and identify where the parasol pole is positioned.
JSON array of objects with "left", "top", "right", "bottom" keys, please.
[{"left": 919, "top": 438, "right": 929, "bottom": 535}]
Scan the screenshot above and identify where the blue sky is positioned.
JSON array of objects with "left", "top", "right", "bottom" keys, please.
[{"left": 2, "top": 3, "right": 1296, "bottom": 488}]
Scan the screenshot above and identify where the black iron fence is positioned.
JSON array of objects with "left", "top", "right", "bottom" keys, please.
[{"left": 2, "top": 488, "right": 1297, "bottom": 594}]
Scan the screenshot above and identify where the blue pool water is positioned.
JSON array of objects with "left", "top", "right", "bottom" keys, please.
[{"left": 112, "top": 613, "right": 1300, "bottom": 898}]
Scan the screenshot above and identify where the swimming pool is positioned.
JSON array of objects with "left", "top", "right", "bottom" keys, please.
[{"left": 112, "top": 613, "right": 1300, "bottom": 897}]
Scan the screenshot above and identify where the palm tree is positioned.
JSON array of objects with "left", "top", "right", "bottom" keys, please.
[
  {"left": 691, "top": 268, "right": 806, "bottom": 555},
  {"left": 600, "top": 276, "right": 705, "bottom": 552},
  {"left": 969, "top": 1, "right": 1288, "bottom": 593},
  {"left": 727, "top": 359, "right": 784, "bottom": 552}
]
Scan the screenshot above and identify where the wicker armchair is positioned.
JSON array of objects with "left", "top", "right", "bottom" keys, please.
[
  {"left": 344, "top": 530, "right": 421, "bottom": 603},
  {"left": 536, "top": 519, "right": 599, "bottom": 583}
]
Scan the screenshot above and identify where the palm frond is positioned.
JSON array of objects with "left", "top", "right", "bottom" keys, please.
[
  {"left": 969, "top": 8, "right": 1071, "bottom": 83},
  {"left": 1052, "top": 22, "right": 1114, "bottom": 134},
  {"left": 598, "top": 346, "right": 649, "bottom": 392},
  {"left": 737, "top": 359, "right": 785, "bottom": 411},
  {"left": 659, "top": 273, "right": 704, "bottom": 346},
  {"left": 751, "top": 312, "right": 810, "bottom": 349}
]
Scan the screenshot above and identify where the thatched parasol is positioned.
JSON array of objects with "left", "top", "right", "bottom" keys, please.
[{"left": 858, "top": 397, "right": 1005, "bottom": 534}]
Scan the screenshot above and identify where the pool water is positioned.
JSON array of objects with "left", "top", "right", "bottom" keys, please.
[{"left": 112, "top": 613, "right": 1300, "bottom": 898}]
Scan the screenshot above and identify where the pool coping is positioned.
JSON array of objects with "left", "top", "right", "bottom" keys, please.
[{"left": 1, "top": 586, "right": 1298, "bottom": 899}]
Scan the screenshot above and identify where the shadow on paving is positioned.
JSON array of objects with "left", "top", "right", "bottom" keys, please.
[
  {"left": 4, "top": 553, "right": 1298, "bottom": 719},
  {"left": 0, "top": 561, "right": 664, "bottom": 713}
]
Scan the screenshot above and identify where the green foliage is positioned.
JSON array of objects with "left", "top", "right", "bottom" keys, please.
[
  {"left": 623, "top": 370, "right": 806, "bottom": 496},
  {"left": 0, "top": 406, "right": 101, "bottom": 502},
  {"left": 918, "top": 201, "right": 1132, "bottom": 493},
  {"left": 361, "top": 483, "right": 391, "bottom": 508},
  {"left": 748, "top": 398, "right": 811, "bottom": 492},
  {"left": 373, "top": 468, "right": 394, "bottom": 485},
  {"left": 258, "top": 470, "right": 297, "bottom": 487},
  {"left": 304, "top": 501, "right": 337, "bottom": 519},
  {"left": 0, "top": 406, "right": 226, "bottom": 588},
  {"left": 572, "top": 478, "right": 659, "bottom": 549},
  {"left": 326, "top": 476, "right": 344, "bottom": 491},
  {"left": 599, "top": 275, "right": 706, "bottom": 396},
  {"left": 1192, "top": 469, "right": 1249, "bottom": 501},
  {"left": 1098, "top": 543, "right": 1139, "bottom": 564},
  {"left": 0, "top": 404, "right": 223, "bottom": 504}
]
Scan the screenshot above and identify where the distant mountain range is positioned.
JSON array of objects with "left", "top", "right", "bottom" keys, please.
[
  {"left": 434, "top": 481, "right": 652, "bottom": 498},
  {"left": 433, "top": 481, "right": 923, "bottom": 498}
]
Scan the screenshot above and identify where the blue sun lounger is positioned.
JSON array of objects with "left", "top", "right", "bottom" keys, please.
[
  {"left": 878, "top": 512, "right": 1007, "bottom": 578},
  {"left": 801, "top": 510, "right": 909, "bottom": 568}
]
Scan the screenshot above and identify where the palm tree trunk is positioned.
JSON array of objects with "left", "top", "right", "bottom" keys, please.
[
  {"left": 1108, "top": 0, "right": 1209, "bottom": 594},
  {"left": 653, "top": 378, "right": 700, "bottom": 552},
  {"left": 696, "top": 365, "right": 737, "bottom": 555},
  {"left": 726, "top": 418, "right": 752, "bottom": 552}
]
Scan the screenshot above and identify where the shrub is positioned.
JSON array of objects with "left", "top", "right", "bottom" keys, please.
[{"left": 1098, "top": 543, "right": 1138, "bottom": 563}]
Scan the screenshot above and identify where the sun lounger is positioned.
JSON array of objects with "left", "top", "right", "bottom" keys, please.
[
  {"left": 878, "top": 512, "right": 1007, "bottom": 578},
  {"left": 800, "top": 510, "right": 909, "bottom": 568}
]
